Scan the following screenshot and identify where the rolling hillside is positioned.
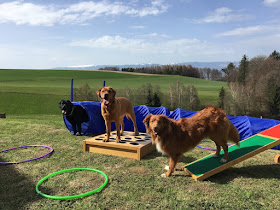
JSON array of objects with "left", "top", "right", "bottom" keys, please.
[{"left": 0, "top": 69, "right": 226, "bottom": 115}]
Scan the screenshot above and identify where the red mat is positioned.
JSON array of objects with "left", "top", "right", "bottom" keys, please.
[{"left": 259, "top": 124, "right": 280, "bottom": 139}]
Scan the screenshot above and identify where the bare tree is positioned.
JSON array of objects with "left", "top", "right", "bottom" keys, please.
[{"left": 187, "top": 84, "right": 201, "bottom": 110}]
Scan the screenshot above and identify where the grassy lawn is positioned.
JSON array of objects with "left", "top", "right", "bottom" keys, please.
[
  {"left": 1, "top": 69, "right": 280, "bottom": 209},
  {"left": 0, "top": 69, "right": 226, "bottom": 115},
  {"left": 1, "top": 115, "right": 280, "bottom": 209}
]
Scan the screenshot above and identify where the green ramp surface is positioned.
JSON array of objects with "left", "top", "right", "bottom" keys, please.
[{"left": 184, "top": 135, "right": 280, "bottom": 181}]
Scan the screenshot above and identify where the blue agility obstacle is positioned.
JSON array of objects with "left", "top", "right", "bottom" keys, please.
[{"left": 62, "top": 101, "right": 280, "bottom": 150}]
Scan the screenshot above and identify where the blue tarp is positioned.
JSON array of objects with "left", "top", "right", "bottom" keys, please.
[
  {"left": 63, "top": 101, "right": 280, "bottom": 150},
  {"left": 63, "top": 101, "right": 105, "bottom": 135}
]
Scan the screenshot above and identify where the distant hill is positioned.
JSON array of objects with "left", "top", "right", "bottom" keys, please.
[
  {"left": 54, "top": 64, "right": 158, "bottom": 71},
  {"left": 54, "top": 62, "right": 239, "bottom": 71},
  {"left": 177, "top": 62, "right": 239, "bottom": 69}
]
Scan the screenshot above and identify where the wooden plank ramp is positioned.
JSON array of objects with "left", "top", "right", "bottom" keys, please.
[{"left": 184, "top": 124, "right": 280, "bottom": 181}]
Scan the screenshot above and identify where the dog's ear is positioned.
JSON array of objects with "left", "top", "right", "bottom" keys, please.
[
  {"left": 143, "top": 114, "right": 154, "bottom": 143},
  {"left": 143, "top": 114, "right": 152, "bottom": 127},
  {"left": 161, "top": 115, "right": 170, "bottom": 123},
  {"left": 110, "top": 87, "right": 116, "bottom": 98},
  {"left": 65, "top": 100, "right": 73, "bottom": 107},
  {"left": 161, "top": 115, "right": 172, "bottom": 132},
  {"left": 96, "top": 88, "right": 102, "bottom": 98},
  {"left": 58, "top": 100, "right": 65, "bottom": 107}
]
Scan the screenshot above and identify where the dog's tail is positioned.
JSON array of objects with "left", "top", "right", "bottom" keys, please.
[{"left": 229, "top": 121, "right": 240, "bottom": 146}]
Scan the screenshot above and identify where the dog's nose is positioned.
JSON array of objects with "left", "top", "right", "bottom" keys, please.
[
  {"left": 104, "top": 94, "right": 109, "bottom": 100},
  {"left": 153, "top": 126, "right": 158, "bottom": 132}
]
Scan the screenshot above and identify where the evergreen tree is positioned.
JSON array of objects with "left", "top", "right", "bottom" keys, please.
[
  {"left": 238, "top": 55, "right": 249, "bottom": 86},
  {"left": 152, "top": 92, "right": 162, "bottom": 107},
  {"left": 218, "top": 87, "right": 225, "bottom": 109},
  {"left": 266, "top": 77, "right": 280, "bottom": 118},
  {"left": 222, "top": 62, "right": 236, "bottom": 83},
  {"left": 269, "top": 50, "right": 280, "bottom": 60},
  {"left": 146, "top": 88, "right": 153, "bottom": 107}
]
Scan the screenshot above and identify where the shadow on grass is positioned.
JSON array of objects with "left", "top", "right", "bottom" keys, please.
[
  {"left": 143, "top": 150, "right": 197, "bottom": 163},
  {"left": 0, "top": 158, "right": 50, "bottom": 209},
  {"left": 207, "top": 163, "right": 280, "bottom": 184},
  {"left": 181, "top": 155, "right": 197, "bottom": 164}
]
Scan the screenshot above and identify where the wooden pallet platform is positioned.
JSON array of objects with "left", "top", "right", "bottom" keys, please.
[
  {"left": 83, "top": 131, "right": 155, "bottom": 160},
  {"left": 184, "top": 124, "right": 280, "bottom": 181}
]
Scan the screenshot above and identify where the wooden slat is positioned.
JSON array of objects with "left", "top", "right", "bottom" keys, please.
[
  {"left": 275, "top": 154, "right": 280, "bottom": 163},
  {"left": 88, "top": 145, "right": 138, "bottom": 160},
  {"left": 83, "top": 131, "right": 155, "bottom": 160}
]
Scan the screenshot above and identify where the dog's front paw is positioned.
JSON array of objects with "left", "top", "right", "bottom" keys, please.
[
  {"left": 115, "top": 138, "right": 121, "bottom": 143},
  {"left": 161, "top": 173, "right": 167, "bottom": 178},
  {"left": 103, "top": 139, "right": 109, "bottom": 142},
  {"left": 76, "top": 132, "right": 81, "bottom": 136},
  {"left": 212, "top": 153, "right": 220, "bottom": 158}
]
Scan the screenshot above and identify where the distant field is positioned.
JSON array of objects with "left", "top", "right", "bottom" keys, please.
[{"left": 0, "top": 69, "right": 226, "bottom": 115}]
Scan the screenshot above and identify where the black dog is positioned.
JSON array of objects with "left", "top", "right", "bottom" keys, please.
[{"left": 58, "top": 100, "right": 89, "bottom": 135}]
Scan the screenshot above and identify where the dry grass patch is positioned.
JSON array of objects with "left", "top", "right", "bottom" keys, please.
[
  {"left": 187, "top": 182, "right": 219, "bottom": 194},
  {"left": 129, "top": 166, "right": 150, "bottom": 174},
  {"left": 0, "top": 146, "right": 51, "bottom": 163},
  {"left": 38, "top": 170, "right": 107, "bottom": 197},
  {"left": 47, "top": 128, "right": 68, "bottom": 135}
]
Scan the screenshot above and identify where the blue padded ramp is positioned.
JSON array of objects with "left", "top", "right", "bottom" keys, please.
[{"left": 62, "top": 102, "right": 280, "bottom": 150}]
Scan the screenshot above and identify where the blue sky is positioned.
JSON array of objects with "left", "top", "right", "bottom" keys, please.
[{"left": 0, "top": 0, "right": 280, "bottom": 69}]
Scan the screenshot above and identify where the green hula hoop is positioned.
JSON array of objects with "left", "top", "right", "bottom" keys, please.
[{"left": 36, "top": 168, "right": 108, "bottom": 200}]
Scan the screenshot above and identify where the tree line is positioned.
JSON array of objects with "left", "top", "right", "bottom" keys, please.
[
  {"left": 100, "top": 65, "right": 223, "bottom": 81},
  {"left": 73, "top": 81, "right": 201, "bottom": 111},
  {"left": 75, "top": 50, "right": 280, "bottom": 119},
  {"left": 218, "top": 50, "right": 280, "bottom": 119}
]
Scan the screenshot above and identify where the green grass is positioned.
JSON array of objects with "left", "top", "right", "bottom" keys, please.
[
  {"left": 1, "top": 115, "right": 280, "bottom": 209},
  {"left": 2, "top": 69, "right": 279, "bottom": 209},
  {"left": 0, "top": 69, "right": 226, "bottom": 115}
]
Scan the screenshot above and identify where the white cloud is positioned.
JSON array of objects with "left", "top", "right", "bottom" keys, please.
[
  {"left": 69, "top": 36, "right": 147, "bottom": 52},
  {"left": 67, "top": 64, "right": 95, "bottom": 68},
  {"left": 192, "top": 7, "right": 252, "bottom": 23},
  {"left": 264, "top": 0, "right": 280, "bottom": 6},
  {"left": 236, "top": 33, "right": 280, "bottom": 56},
  {"left": 68, "top": 35, "right": 232, "bottom": 62},
  {"left": 69, "top": 35, "right": 201, "bottom": 51},
  {"left": 3, "top": 32, "right": 276, "bottom": 68},
  {"left": 0, "top": 0, "right": 169, "bottom": 26},
  {"left": 130, "top": 25, "right": 146, "bottom": 29},
  {"left": 140, "top": 33, "right": 169, "bottom": 38},
  {"left": 0, "top": 1, "right": 61, "bottom": 26},
  {"left": 125, "top": 0, "right": 168, "bottom": 17},
  {"left": 215, "top": 25, "right": 279, "bottom": 37}
]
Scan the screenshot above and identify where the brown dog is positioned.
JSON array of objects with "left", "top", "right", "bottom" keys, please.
[
  {"left": 143, "top": 106, "right": 240, "bottom": 178},
  {"left": 97, "top": 86, "right": 139, "bottom": 142}
]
